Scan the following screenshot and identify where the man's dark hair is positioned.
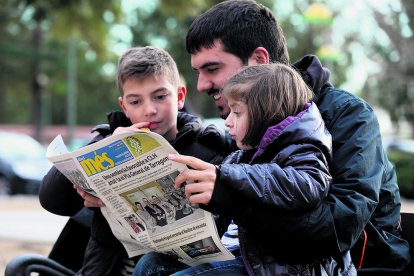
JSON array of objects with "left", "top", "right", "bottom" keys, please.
[{"left": 186, "top": 0, "right": 289, "bottom": 64}]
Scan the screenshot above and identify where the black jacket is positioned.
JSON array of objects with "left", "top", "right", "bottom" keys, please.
[
  {"left": 208, "top": 56, "right": 410, "bottom": 275},
  {"left": 265, "top": 55, "right": 411, "bottom": 274},
  {"left": 206, "top": 103, "right": 356, "bottom": 275},
  {"left": 39, "top": 111, "right": 228, "bottom": 276}
]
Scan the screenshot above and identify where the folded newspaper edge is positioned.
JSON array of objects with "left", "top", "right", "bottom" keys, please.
[{"left": 46, "top": 130, "right": 234, "bottom": 266}]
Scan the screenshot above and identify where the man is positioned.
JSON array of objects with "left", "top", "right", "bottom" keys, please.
[{"left": 185, "top": 0, "right": 410, "bottom": 274}]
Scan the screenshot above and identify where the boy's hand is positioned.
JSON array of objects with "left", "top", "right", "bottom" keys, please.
[
  {"left": 113, "top": 122, "right": 150, "bottom": 135},
  {"left": 74, "top": 185, "right": 105, "bottom": 207},
  {"left": 168, "top": 154, "right": 217, "bottom": 205}
]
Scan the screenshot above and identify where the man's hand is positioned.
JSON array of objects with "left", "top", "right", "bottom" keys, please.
[
  {"left": 74, "top": 185, "right": 105, "bottom": 207},
  {"left": 169, "top": 154, "right": 217, "bottom": 205}
]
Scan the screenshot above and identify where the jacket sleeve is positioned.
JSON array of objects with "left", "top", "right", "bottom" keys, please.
[
  {"left": 212, "top": 144, "right": 332, "bottom": 214},
  {"left": 38, "top": 132, "right": 106, "bottom": 216},
  {"left": 208, "top": 91, "right": 387, "bottom": 262},
  {"left": 264, "top": 92, "right": 385, "bottom": 261},
  {"left": 315, "top": 94, "right": 383, "bottom": 252},
  {"left": 39, "top": 166, "right": 85, "bottom": 216}
]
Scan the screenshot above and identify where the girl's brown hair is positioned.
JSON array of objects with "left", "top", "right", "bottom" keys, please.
[{"left": 222, "top": 63, "right": 313, "bottom": 147}]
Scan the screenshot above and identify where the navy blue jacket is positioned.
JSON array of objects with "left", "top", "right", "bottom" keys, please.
[
  {"left": 206, "top": 103, "right": 351, "bottom": 275},
  {"left": 208, "top": 56, "right": 410, "bottom": 275},
  {"left": 292, "top": 56, "right": 411, "bottom": 274}
]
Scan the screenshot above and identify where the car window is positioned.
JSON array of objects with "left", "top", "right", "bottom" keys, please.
[{"left": 0, "top": 133, "right": 46, "bottom": 160}]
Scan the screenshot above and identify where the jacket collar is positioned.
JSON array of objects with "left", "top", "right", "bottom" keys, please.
[{"left": 292, "top": 55, "right": 331, "bottom": 100}]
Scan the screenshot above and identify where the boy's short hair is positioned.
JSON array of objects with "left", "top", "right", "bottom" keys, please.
[
  {"left": 117, "top": 46, "right": 180, "bottom": 96},
  {"left": 186, "top": 0, "right": 289, "bottom": 64},
  {"left": 222, "top": 63, "right": 313, "bottom": 147}
]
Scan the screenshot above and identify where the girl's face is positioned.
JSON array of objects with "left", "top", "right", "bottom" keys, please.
[{"left": 224, "top": 98, "right": 254, "bottom": 150}]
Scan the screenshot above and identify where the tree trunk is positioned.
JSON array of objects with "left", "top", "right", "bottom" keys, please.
[{"left": 30, "top": 20, "right": 43, "bottom": 142}]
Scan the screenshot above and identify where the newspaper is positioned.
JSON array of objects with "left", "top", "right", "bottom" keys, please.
[{"left": 46, "top": 130, "right": 235, "bottom": 266}]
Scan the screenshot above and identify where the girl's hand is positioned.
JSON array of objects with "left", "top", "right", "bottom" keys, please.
[
  {"left": 169, "top": 154, "right": 217, "bottom": 205},
  {"left": 74, "top": 185, "right": 105, "bottom": 207},
  {"left": 113, "top": 122, "right": 150, "bottom": 135}
]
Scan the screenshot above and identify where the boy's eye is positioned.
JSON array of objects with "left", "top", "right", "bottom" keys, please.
[
  {"left": 154, "top": 94, "right": 167, "bottom": 100},
  {"left": 130, "top": 99, "right": 141, "bottom": 105}
]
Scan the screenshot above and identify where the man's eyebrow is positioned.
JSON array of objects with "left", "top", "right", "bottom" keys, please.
[{"left": 193, "top": 61, "right": 221, "bottom": 71}]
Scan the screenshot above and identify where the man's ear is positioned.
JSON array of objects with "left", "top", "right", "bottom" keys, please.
[
  {"left": 248, "top": 47, "right": 269, "bottom": 65},
  {"left": 177, "top": 86, "right": 187, "bottom": 110},
  {"left": 118, "top": 96, "right": 129, "bottom": 117}
]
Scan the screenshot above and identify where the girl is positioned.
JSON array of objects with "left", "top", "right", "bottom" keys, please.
[{"left": 134, "top": 63, "right": 355, "bottom": 275}]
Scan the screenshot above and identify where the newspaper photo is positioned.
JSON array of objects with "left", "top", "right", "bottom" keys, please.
[{"left": 46, "top": 130, "right": 234, "bottom": 266}]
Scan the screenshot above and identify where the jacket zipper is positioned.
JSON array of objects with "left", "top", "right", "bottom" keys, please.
[{"left": 239, "top": 230, "right": 255, "bottom": 276}]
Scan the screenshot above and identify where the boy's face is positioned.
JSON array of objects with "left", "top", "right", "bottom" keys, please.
[
  {"left": 224, "top": 98, "right": 253, "bottom": 150},
  {"left": 119, "top": 75, "right": 186, "bottom": 142},
  {"left": 190, "top": 40, "right": 265, "bottom": 119}
]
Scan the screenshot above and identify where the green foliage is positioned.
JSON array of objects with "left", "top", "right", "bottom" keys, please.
[
  {"left": 388, "top": 151, "right": 414, "bottom": 198},
  {"left": 1, "top": 0, "right": 412, "bottom": 139},
  {"left": 0, "top": 0, "right": 122, "bottom": 131}
]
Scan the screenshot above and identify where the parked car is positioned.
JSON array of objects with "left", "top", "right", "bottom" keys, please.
[
  {"left": 0, "top": 131, "right": 52, "bottom": 195},
  {"left": 385, "top": 138, "right": 414, "bottom": 154},
  {"left": 384, "top": 137, "right": 414, "bottom": 199}
]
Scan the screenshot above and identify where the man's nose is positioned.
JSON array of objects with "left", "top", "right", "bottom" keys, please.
[{"left": 197, "top": 73, "right": 213, "bottom": 93}]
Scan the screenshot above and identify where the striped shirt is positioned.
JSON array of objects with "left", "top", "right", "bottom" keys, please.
[{"left": 220, "top": 220, "right": 240, "bottom": 251}]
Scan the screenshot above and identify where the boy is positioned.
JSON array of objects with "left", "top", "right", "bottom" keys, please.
[{"left": 39, "top": 46, "right": 227, "bottom": 275}]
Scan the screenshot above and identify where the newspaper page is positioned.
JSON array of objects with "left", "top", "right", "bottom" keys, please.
[{"left": 46, "top": 131, "right": 234, "bottom": 266}]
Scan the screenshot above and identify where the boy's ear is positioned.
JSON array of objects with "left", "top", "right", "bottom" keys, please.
[
  {"left": 118, "top": 96, "right": 129, "bottom": 117},
  {"left": 248, "top": 47, "right": 269, "bottom": 65},
  {"left": 177, "top": 86, "right": 187, "bottom": 110}
]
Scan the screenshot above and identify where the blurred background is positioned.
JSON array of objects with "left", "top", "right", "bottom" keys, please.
[{"left": 0, "top": 0, "right": 413, "bottom": 194}]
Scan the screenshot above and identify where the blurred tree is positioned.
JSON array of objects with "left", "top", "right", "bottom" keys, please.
[
  {"left": 369, "top": 0, "right": 414, "bottom": 137},
  {"left": 3, "top": 0, "right": 410, "bottom": 140},
  {"left": 0, "top": 3, "right": 34, "bottom": 124},
  {"left": 275, "top": 0, "right": 351, "bottom": 87},
  {"left": 0, "top": 0, "right": 349, "bottom": 131},
  {"left": 0, "top": 0, "right": 122, "bottom": 142}
]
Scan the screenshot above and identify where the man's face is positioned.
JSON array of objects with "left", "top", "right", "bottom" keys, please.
[
  {"left": 119, "top": 75, "right": 186, "bottom": 142},
  {"left": 191, "top": 40, "right": 245, "bottom": 119}
]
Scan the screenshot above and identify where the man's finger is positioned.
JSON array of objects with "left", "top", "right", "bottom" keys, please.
[
  {"left": 174, "top": 169, "right": 216, "bottom": 189},
  {"left": 169, "top": 154, "right": 209, "bottom": 170}
]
